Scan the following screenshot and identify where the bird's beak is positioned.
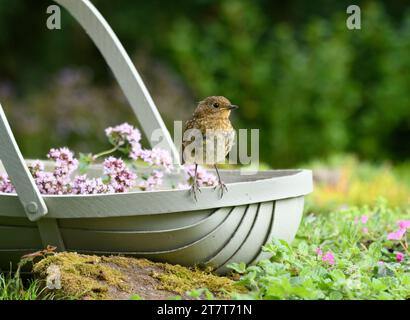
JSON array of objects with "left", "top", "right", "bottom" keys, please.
[{"left": 228, "top": 104, "right": 239, "bottom": 110}]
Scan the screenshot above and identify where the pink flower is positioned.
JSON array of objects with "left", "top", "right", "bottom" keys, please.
[
  {"left": 103, "top": 157, "right": 136, "bottom": 192},
  {"left": 28, "top": 160, "right": 45, "bottom": 175},
  {"left": 322, "top": 251, "right": 335, "bottom": 265},
  {"left": 47, "top": 147, "right": 78, "bottom": 178},
  {"left": 387, "top": 228, "right": 407, "bottom": 241},
  {"left": 377, "top": 261, "right": 385, "bottom": 266},
  {"left": 361, "top": 215, "right": 369, "bottom": 224},
  {"left": 315, "top": 247, "right": 323, "bottom": 256},
  {"left": 139, "top": 170, "right": 164, "bottom": 191},
  {"left": 0, "top": 173, "right": 15, "bottom": 193},
  {"left": 398, "top": 220, "right": 410, "bottom": 230},
  {"left": 396, "top": 252, "right": 405, "bottom": 262},
  {"left": 33, "top": 171, "right": 67, "bottom": 195},
  {"left": 105, "top": 123, "right": 142, "bottom": 158},
  {"left": 139, "top": 148, "right": 173, "bottom": 171},
  {"left": 362, "top": 227, "right": 369, "bottom": 234},
  {"left": 71, "top": 175, "right": 108, "bottom": 194},
  {"left": 183, "top": 164, "right": 218, "bottom": 187}
]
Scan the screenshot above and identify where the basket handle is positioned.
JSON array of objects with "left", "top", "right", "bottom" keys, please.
[
  {"left": 54, "top": 0, "right": 180, "bottom": 163},
  {"left": 0, "top": 0, "right": 181, "bottom": 221},
  {"left": 0, "top": 104, "right": 48, "bottom": 221}
]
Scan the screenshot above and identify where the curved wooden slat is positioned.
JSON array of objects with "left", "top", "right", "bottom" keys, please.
[
  {"left": 250, "top": 196, "right": 304, "bottom": 264},
  {"left": 215, "top": 201, "right": 274, "bottom": 274},
  {"left": 58, "top": 209, "right": 213, "bottom": 231},
  {"left": 60, "top": 207, "right": 232, "bottom": 252},
  {"left": 74, "top": 205, "right": 248, "bottom": 266},
  {"left": 204, "top": 204, "right": 258, "bottom": 269}
]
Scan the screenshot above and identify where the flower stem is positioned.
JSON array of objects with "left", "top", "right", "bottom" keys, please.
[{"left": 93, "top": 146, "right": 120, "bottom": 160}]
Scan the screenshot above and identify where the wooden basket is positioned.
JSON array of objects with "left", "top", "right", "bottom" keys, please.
[{"left": 0, "top": 0, "right": 312, "bottom": 274}]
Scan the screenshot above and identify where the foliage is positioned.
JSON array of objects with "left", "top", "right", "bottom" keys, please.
[
  {"left": 229, "top": 199, "right": 410, "bottom": 300},
  {"left": 0, "top": 1, "right": 409, "bottom": 166},
  {"left": 167, "top": 1, "right": 410, "bottom": 166}
]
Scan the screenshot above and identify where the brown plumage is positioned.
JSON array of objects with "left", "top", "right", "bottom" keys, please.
[{"left": 182, "top": 96, "right": 238, "bottom": 200}]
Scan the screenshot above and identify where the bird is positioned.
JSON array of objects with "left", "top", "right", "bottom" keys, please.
[{"left": 182, "top": 96, "right": 238, "bottom": 200}]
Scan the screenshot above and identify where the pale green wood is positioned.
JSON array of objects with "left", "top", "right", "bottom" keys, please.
[
  {"left": 59, "top": 207, "right": 232, "bottom": 252},
  {"left": 0, "top": 169, "right": 313, "bottom": 218},
  {"left": 37, "top": 219, "right": 66, "bottom": 251},
  {"left": 58, "top": 209, "right": 213, "bottom": 231},
  {"left": 0, "top": 226, "right": 42, "bottom": 249},
  {"left": 0, "top": 105, "right": 47, "bottom": 222},
  {"left": 251, "top": 196, "right": 305, "bottom": 264},
  {"left": 215, "top": 201, "right": 274, "bottom": 274},
  {"left": 204, "top": 204, "right": 258, "bottom": 269}
]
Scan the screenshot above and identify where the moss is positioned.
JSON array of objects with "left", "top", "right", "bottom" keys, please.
[
  {"left": 32, "top": 252, "right": 244, "bottom": 300},
  {"left": 151, "top": 263, "right": 243, "bottom": 299},
  {"left": 33, "top": 252, "right": 129, "bottom": 299}
]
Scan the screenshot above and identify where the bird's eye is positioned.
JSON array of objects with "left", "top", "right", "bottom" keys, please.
[{"left": 213, "top": 103, "right": 219, "bottom": 108}]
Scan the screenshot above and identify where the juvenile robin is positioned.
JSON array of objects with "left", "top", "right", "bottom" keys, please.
[{"left": 182, "top": 96, "right": 238, "bottom": 200}]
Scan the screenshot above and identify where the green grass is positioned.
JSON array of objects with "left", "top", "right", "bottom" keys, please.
[{"left": 0, "top": 271, "right": 52, "bottom": 300}]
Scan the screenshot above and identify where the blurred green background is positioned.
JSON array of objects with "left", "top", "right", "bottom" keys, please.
[{"left": 0, "top": 0, "right": 409, "bottom": 170}]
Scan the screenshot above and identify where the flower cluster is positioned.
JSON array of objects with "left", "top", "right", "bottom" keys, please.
[
  {"left": 0, "top": 123, "right": 218, "bottom": 195},
  {"left": 29, "top": 149, "right": 78, "bottom": 195},
  {"left": 71, "top": 175, "right": 108, "bottom": 194},
  {"left": 387, "top": 220, "right": 410, "bottom": 241},
  {"left": 105, "top": 122, "right": 142, "bottom": 159},
  {"left": 103, "top": 157, "right": 136, "bottom": 192},
  {"left": 0, "top": 173, "right": 15, "bottom": 193},
  {"left": 139, "top": 148, "right": 173, "bottom": 172},
  {"left": 139, "top": 170, "right": 164, "bottom": 191},
  {"left": 183, "top": 164, "right": 218, "bottom": 187},
  {"left": 315, "top": 247, "right": 335, "bottom": 265},
  {"left": 354, "top": 214, "right": 369, "bottom": 234}
]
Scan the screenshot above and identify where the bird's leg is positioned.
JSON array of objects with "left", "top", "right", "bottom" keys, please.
[
  {"left": 190, "top": 163, "right": 201, "bottom": 201},
  {"left": 214, "top": 165, "right": 228, "bottom": 199}
]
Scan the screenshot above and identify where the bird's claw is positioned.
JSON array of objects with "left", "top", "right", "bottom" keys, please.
[
  {"left": 214, "top": 181, "right": 228, "bottom": 199},
  {"left": 190, "top": 180, "right": 201, "bottom": 201}
]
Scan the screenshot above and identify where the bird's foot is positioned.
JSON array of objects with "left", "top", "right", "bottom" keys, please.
[
  {"left": 214, "top": 180, "right": 228, "bottom": 199},
  {"left": 190, "top": 180, "right": 201, "bottom": 201}
]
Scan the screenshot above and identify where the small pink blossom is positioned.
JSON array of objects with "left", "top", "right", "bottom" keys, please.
[
  {"left": 396, "top": 252, "right": 405, "bottom": 262},
  {"left": 71, "top": 175, "right": 108, "bottom": 194},
  {"left": 105, "top": 123, "right": 142, "bottom": 159},
  {"left": 315, "top": 247, "right": 323, "bottom": 256},
  {"left": 103, "top": 157, "right": 136, "bottom": 192},
  {"left": 362, "top": 227, "right": 369, "bottom": 234},
  {"left": 398, "top": 220, "right": 410, "bottom": 230},
  {"left": 47, "top": 147, "right": 78, "bottom": 177},
  {"left": 354, "top": 215, "right": 369, "bottom": 225},
  {"left": 387, "top": 228, "right": 407, "bottom": 241},
  {"left": 139, "top": 170, "right": 164, "bottom": 191},
  {"left": 361, "top": 215, "right": 369, "bottom": 224},
  {"left": 28, "top": 160, "right": 45, "bottom": 175},
  {"left": 0, "top": 173, "right": 15, "bottom": 193},
  {"left": 377, "top": 261, "right": 385, "bottom": 266},
  {"left": 183, "top": 164, "right": 218, "bottom": 187},
  {"left": 139, "top": 148, "right": 173, "bottom": 171},
  {"left": 322, "top": 251, "right": 335, "bottom": 265}
]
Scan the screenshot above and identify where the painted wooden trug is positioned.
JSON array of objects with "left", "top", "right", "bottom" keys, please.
[{"left": 0, "top": 0, "right": 313, "bottom": 274}]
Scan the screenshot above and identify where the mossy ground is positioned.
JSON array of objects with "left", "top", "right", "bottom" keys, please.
[{"left": 32, "top": 252, "right": 242, "bottom": 300}]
